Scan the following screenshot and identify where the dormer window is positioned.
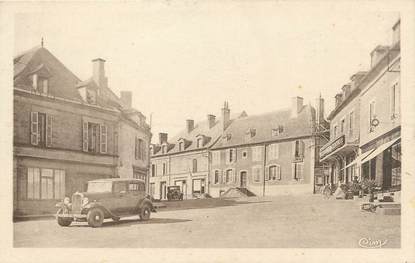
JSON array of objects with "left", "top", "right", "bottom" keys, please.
[
  {"left": 272, "top": 125, "right": 284, "bottom": 136},
  {"left": 197, "top": 137, "right": 203, "bottom": 148},
  {"left": 162, "top": 145, "right": 167, "bottom": 154},
  {"left": 245, "top": 128, "right": 256, "bottom": 139},
  {"left": 223, "top": 134, "right": 232, "bottom": 141},
  {"left": 149, "top": 145, "right": 154, "bottom": 156},
  {"left": 32, "top": 74, "right": 49, "bottom": 94},
  {"left": 179, "top": 141, "right": 184, "bottom": 151},
  {"left": 86, "top": 89, "right": 97, "bottom": 104}
]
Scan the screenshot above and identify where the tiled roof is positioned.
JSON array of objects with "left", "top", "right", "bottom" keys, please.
[
  {"left": 14, "top": 46, "right": 83, "bottom": 102},
  {"left": 212, "top": 105, "right": 315, "bottom": 149},
  {"left": 152, "top": 112, "right": 245, "bottom": 156}
]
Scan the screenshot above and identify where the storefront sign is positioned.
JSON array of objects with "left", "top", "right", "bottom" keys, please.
[{"left": 320, "top": 135, "right": 345, "bottom": 159}]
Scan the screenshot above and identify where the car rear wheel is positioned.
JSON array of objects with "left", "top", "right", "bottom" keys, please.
[
  {"left": 56, "top": 208, "right": 72, "bottom": 227},
  {"left": 139, "top": 204, "right": 151, "bottom": 221},
  {"left": 87, "top": 208, "right": 104, "bottom": 227}
]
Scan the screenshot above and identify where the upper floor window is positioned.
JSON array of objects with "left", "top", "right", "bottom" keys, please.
[
  {"left": 340, "top": 118, "right": 345, "bottom": 134},
  {"left": 390, "top": 82, "right": 399, "bottom": 119},
  {"left": 242, "top": 150, "right": 248, "bottom": 159},
  {"left": 82, "top": 120, "right": 107, "bottom": 154},
  {"left": 226, "top": 149, "right": 236, "bottom": 164},
  {"left": 293, "top": 140, "right": 305, "bottom": 159},
  {"left": 245, "top": 128, "right": 256, "bottom": 139},
  {"left": 162, "top": 162, "right": 167, "bottom": 175},
  {"left": 252, "top": 146, "right": 262, "bottom": 162},
  {"left": 32, "top": 74, "right": 49, "bottom": 95},
  {"left": 151, "top": 164, "right": 156, "bottom": 177},
  {"left": 192, "top": 159, "right": 198, "bottom": 173},
  {"left": 333, "top": 125, "right": 338, "bottom": 138},
  {"left": 212, "top": 151, "right": 221, "bottom": 165},
  {"left": 30, "top": 112, "right": 53, "bottom": 147},
  {"left": 349, "top": 111, "right": 354, "bottom": 136},
  {"left": 268, "top": 144, "right": 279, "bottom": 160},
  {"left": 135, "top": 138, "right": 146, "bottom": 160},
  {"left": 369, "top": 100, "right": 376, "bottom": 132},
  {"left": 149, "top": 145, "right": 153, "bottom": 156}
]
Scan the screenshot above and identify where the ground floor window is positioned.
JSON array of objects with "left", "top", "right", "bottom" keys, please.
[
  {"left": 225, "top": 169, "right": 233, "bottom": 183},
  {"left": 192, "top": 179, "right": 205, "bottom": 194},
  {"left": 214, "top": 170, "right": 220, "bottom": 184},
  {"left": 252, "top": 166, "right": 261, "bottom": 182},
  {"left": 391, "top": 143, "right": 401, "bottom": 187},
  {"left": 133, "top": 171, "right": 146, "bottom": 181},
  {"left": 18, "top": 167, "right": 65, "bottom": 200},
  {"left": 292, "top": 163, "right": 304, "bottom": 180},
  {"left": 149, "top": 183, "right": 155, "bottom": 196}
]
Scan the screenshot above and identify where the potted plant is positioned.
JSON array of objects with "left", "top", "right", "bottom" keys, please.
[{"left": 361, "top": 179, "right": 377, "bottom": 202}]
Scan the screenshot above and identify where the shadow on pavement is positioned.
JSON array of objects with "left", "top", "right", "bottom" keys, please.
[{"left": 70, "top": 217, "right": 191, "bottom": 228}]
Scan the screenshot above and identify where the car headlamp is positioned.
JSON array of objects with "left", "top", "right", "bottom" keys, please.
[
  {"left": 82, "top": 197, "right": 89, "bottom": 206},
  {"left": 63, "top": 197, "right": 71, "bottom": 205}
]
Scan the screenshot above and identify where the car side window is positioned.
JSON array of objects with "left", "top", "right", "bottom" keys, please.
[
  {"left": 129, "top": 183, "right": 139, "bottom": 192},
  {"left": 113, "top": 182, "right": 127, "bottom": 193}
]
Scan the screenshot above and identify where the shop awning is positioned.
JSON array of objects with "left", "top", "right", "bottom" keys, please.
[
  {"left": 361, "top": 137, "right": 401, "bottom": 164},
  {"left": 342, "top": 148, "right": 375, "bottom": 170}
]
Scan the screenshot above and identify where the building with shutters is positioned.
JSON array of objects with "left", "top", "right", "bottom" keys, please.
[
  {"left": 319, "top": 72, "right": 366, "bottom": 186},
  {"left": 209, "top": 97, "right": 324, "bottom": 197},
  {"left": 13, "top": 45, "right": 151, "bottom": 217},
  {"left": 149, "top": 102, "right": 247, "bottom": 200},
  {"left": 356, "top": 20, "right": 401, "bottom": 191}
]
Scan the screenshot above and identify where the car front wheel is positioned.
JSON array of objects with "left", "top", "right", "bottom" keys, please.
[
  {"left": 87, "top": 208, "right": 104, "bottom": 227},
  {"left": 139, "top": 204, "right": 151, "bottom": 221},
  {"left": 56, "top": 208, "right": 72, "bottom": 227}
]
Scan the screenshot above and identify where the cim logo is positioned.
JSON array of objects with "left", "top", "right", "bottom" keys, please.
[{"left": 358, "top": 237, "right": 388, "bottom": 248}]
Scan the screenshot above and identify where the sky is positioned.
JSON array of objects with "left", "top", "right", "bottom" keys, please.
[{"left": 13, "top": 2, "right": 400, "bottom": 142}]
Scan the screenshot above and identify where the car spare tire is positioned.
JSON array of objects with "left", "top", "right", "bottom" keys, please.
[{"left": 56, "top": 208, "right": 72, "bottom": 227}]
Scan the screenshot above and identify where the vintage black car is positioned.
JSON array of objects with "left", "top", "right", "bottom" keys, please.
[
  {"left": 166, "top": 186, "right": 184, "bottom": 201},
  {"left": 55, "top": 178, "right": 154, "bottom": 227}
]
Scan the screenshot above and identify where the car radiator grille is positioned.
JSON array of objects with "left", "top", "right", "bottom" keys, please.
[{"left": 72, "top": 193, "right": 83, "bottom": 214}]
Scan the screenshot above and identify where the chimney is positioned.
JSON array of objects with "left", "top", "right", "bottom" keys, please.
[
  {"left": 186, "top": 119, "right": 194, "bottom": 133},
  {"left": 207, "top": 114, "right": 216, "bottom": 129},
  {"left": 92, "top": 58, "right": 108, "bottom": 88},
  {"left": 291, "top": 96, "right": 304, "bottom": 118},
  {"left": 315, "top": 95, "right": 325, "bottom": 125},
  {"left": 221, "top": 101, "right": 231, "bottom": 131},
  {"left": 370, "top": 46, "right": 390, "bottom": 68},
  {"left": 159, "top": 133, "right": 168, "bottom": 144},
  {"left": 120, "top": 91, "right": 132, "bottom": 108},
  {"left": 392, "top": 19, "right": 400, "bottom": 46}
]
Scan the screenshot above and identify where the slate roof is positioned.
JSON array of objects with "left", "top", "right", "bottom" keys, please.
[
  {"left": 212, "top": 105, "right": 315, "bottom": 149},
  {"left": 14, "top": 46, "right": 83, "bottom": 102},
  {"left": 152, "top": 112, "right": 246, "bottom": 156}
]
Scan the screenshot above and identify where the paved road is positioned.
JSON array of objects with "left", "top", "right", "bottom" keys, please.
[{"left": 14, "top": 195, "right": 400, "bottom": 248}]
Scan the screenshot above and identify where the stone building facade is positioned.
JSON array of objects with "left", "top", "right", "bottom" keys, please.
[
  {"left": 149, "top": 103, "right": 245, "bottom": 200},
  {"left": 13, "top": 46, "right": 151, "bottom": 216},
  {"left": 210, "top": 97, "right": 321, "bottom": 197}
]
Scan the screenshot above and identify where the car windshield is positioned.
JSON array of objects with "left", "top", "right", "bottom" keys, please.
[{"left": 87, "top": 182, "right": 112, "bottom": 193}]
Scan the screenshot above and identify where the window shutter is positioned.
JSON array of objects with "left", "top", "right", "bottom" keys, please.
[
  {"left": 100, "top": 124, "right": 107, "bottom": 153},
  {"left": 276, "top": 144, "right": 279, "bottom": 159},
  {"left": 32, "top": 74, "right": 38, "bottom": 90},
  {"left": 300, "top": 140, "right": 305, "bottom": 157},
  {"left": 82, "top": 121, "right": 88, "bottom": 152},
  {"left": 17, "top": 167, "right": 27, "bottom": 200},
  {"left": 292, "top": 163, "right": 296, "bottom": 180},
  {"left": 265, "top": 167, "right": 269, "bottom": 181},
  {"left": 292, "top": 141, "right": 296, "bottom": 158},
  {"left": 30, "top": 112, "right": 39, "bottom": 145},
  {"left": 46, "top": 114, "right": 53, "bottom": 147},
  {"left": 298, "top": 164, "right": 304, "bottom": 179},
  {"left": 134, "top": 138, "right": 138, "bottom": 160},
  {"left": 277, "top": 166, "right": 281, "bottom": 180}
]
